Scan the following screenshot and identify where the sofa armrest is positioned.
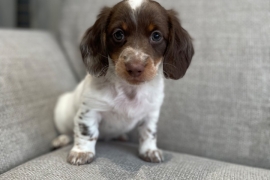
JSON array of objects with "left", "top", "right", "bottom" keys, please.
[{"left": 0, "top": 29, "right": 77, "bottom": 174}]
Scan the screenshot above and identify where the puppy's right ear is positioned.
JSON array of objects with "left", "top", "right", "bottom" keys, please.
[{"left": 80, "top": 7, "right": 111, "bottom": 77}]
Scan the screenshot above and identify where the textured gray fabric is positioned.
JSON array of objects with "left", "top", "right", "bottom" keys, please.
[
  {"left": 58, "top": 0, "right": 270, "bottom": 169},
  {"left": 58, "top": 0, "right": 120, "bottom": 80},
  {"left": 0, "top": 30, "right": 77, "bottom": 174},
  {"left": 30, "top": 0, "right": 64, "bottom": 35},
  {"left": 156, "top": 0, "right": 270, "bottom": 169},
  {"left": 1, "top": 142, "right": 270, "bottom": 180}
]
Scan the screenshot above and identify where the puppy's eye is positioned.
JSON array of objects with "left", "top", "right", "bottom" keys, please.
[
  {"left": 151, "top": 31, "right": 163, "bottom": 43},
  {"left": 113, "top": 29, "right": 125, "bottom": 42}
]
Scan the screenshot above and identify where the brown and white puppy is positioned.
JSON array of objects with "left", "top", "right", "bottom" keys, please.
[{"left": 53, "top": 0, "right": 194, "bottom": 165}]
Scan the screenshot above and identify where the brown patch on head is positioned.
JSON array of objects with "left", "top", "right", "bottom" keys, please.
[
  {"left": 148, "top": 24, "right": 155, "bottom": 32},
  {"left": 110, "top": 50, "right": 122, "bottom": 64},
  {"left": 122, "top": 23, "right": 128, "bottom": 31}
]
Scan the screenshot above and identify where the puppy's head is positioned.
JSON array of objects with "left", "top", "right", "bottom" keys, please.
[{"left": 80, "top": 0, "right": 194, "bottom": 85}]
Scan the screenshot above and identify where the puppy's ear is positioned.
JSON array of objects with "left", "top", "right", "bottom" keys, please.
[
  {"left": 80, "top": 7, "right": 111, "bottom": 77},
  {"left": 163, "top": 10, "right": 194, "bottom": 80}
]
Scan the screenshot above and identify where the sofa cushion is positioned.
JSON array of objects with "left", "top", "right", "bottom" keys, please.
[
  {"left": 58, "top": 0, "right": 120, "bottom": 80},
  {"left": 0, "top": 30, "right": 77, "bottom": 174},
  {"left": 156, "top": 0, "right": 270, "bottom": 169},
  {"left": 59, "top": 0, "right": 270, "bottom": 169},
  {"left": 1, "top": 142, "right": 270, "bottom": 180}
]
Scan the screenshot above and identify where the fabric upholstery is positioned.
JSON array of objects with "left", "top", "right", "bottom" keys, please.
[
  {"left": 58, "top": 0, "right": 119, "bottom": 80},
  {"left": 0, "top": 30, "right": 77, "bottom": 174},
  {"left": 58, "top": 0, "right": 270, "bottom": 169},
  {"left": 1, "top": 142, "right": 270, "bottom": 180},
  {"left": 156, "top": 0, "right": 270, "bottom": 169}
]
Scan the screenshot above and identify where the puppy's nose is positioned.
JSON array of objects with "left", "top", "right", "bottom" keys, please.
[{"left": 125, "top": 62, "right": 145, "bottom": 77}]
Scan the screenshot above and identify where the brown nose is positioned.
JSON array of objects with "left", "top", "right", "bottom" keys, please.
[{"left": 125, "top": 62, "right": 145, "bottom": 77}]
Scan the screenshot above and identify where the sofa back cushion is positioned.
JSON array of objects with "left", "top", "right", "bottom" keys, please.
[
  {"left": 58, "top": 0, "right": 119, "bottom": 80},
  {"left": 0, "top": 30, "right": 77, "bottom": 173},
  {"left": 58, "top": 0, "right": 270, "bottom": 169}
]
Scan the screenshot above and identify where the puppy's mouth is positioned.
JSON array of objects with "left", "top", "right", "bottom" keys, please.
[{"left": 126, "top": 77, "right": 146, "bottom": 85}]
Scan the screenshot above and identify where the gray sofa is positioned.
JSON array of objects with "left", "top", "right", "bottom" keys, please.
[{"left": 1, "top": 0, "right": 270, "bottom": 179}]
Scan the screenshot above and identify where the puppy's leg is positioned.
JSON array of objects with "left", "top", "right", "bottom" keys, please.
[
  {"left": 138, "top": 111, "right": 164, "bottom": 163},
  {"left": 53, "top": 92, "right": 75, "bottom": 149},
  {"left": 67, "top": 108, "right": 101, "bottom": 165}
]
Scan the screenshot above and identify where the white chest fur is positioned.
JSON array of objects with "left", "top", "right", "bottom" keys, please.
[{"left": 81, "top": 74, "right": 164, "bottom": 140}]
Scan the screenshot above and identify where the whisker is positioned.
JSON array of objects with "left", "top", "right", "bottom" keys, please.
[
  {"left": 163, "top": 71, "right": 169, "bottom": 77},
  {"left": 95, "top": 65, "right": 109, "bottom": 77}
]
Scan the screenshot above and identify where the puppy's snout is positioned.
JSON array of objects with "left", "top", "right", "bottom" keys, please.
[{"left": 125, "top": 61, "right": 145, "bottom": 77}]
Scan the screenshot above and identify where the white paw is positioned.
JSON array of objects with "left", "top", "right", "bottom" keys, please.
[
  {"left": 139, "top": 149, "right": 164, "bottom": 163},
  {"left": 67, "top": 150, "right": 95, "bottom": 165}
]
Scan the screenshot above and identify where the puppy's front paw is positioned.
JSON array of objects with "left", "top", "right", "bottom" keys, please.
[
  {"left": 67, "top": 150, "right": 95, "bottom": 165},
  {"left": 139, "top": 149, "right": 164, "bottom": 163}
]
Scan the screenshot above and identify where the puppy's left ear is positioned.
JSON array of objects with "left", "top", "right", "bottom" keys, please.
[
  {"left": 163, "top": 10, "right": 194, "bottom": 80},
  {"left": 80, "top": 7, "right": 111, "bottom": 77}
]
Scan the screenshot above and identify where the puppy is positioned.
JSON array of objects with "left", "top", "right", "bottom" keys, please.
[{"left": 53, "top": 0, "right": 194, "bottom": 165}]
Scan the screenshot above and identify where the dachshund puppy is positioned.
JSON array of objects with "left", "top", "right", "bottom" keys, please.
[{"left": 54, "top": 0, "right": 194, "bottom": 165}]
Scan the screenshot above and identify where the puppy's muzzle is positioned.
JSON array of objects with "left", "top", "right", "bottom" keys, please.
[
  {"left": 125, "top": 60, "right": 146, "bottom": 77},
  {"left": 121, "top": 48, "right": 149, "bottom": 78}
]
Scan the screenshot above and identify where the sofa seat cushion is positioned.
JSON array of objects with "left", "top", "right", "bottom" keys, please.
[
  {"left": 0, "top": 30, "right": 77, "bottom": 174},
  {"left": 59, "top": 0, "right": 270, "bottom": 169},
  {"left": 1, "top": 142, "right": 270, "bottom": 180}
]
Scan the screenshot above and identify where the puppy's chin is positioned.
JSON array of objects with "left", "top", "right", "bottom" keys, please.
[
  {"left": 117, "top": 72, "right": 157, "bottom": 85},
  {"left": 115, "top": 73, "right": 145, "bottom": 85},
  {"left": 125, "top": 77, "right": 146, "bottom": 85}
]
